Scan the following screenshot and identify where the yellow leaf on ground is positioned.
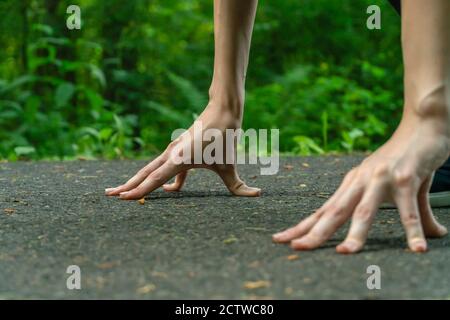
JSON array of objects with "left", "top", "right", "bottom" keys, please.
[
  {"left": 243, "top": 280, "right": 271, "bottom": 290},
  {"left": 223, "top": 236, "right": 238, "bottom": 244},
  {"left": 287, "top": 254, "right": 299, "bottom": 261},
  {"left": 137, "top": 284, "right": 156, "bottom": 294}
]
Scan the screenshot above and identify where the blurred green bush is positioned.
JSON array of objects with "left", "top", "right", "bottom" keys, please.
[{"left": 0, "top": 0, "right": 403, "bottom": 160}]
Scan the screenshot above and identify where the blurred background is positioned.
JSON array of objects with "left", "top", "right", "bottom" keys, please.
[{"left": 0, "top": 0, "right": 403, "bottom": 161}]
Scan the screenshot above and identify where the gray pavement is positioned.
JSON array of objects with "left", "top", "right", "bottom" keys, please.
[{"left": 0, "top": 156, "right": 449, "bottom": 299}]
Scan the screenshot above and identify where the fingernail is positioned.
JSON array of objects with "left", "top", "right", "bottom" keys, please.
[
  {"left": 119, "top": 192, "right": 129, "bottom": 198},
  {"left": 412, "top": 241, "right": 427, "bottom": 253},
  {"left": 105, "top": 188, "right": 114, "bottom": 194}
]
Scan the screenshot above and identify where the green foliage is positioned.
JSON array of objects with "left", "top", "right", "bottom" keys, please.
[{"left": 0, "top": 0, "right": 403, "bottom": 160}]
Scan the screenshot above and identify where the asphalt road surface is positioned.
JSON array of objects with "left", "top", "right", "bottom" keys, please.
[{"left": 0, "top": 156, "right": 449, "bottom": 299}]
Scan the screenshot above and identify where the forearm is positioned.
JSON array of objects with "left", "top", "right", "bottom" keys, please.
[
  {"left": 401, "top": 0, "right": 450, "bottom": 125},
  {"left": 209, "top": 0, "right": 258, "bottom": 117}
]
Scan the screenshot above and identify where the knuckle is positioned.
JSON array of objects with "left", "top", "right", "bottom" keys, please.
[
  {"left": 127, "top": 189, "right": 141, "bottom": 199},
  {"left": 231, "top": 180, "right": 244, "bottom": 192},
  {"left": 167, "top": 140, "right": 178, "bottom": 150},
  {"left": 167, "top": 147, "right": 188, "bottom": 165},
  {"left": 354, "top": 204, "right": 373, "bottom": 222},
  {"left": 392, "top": 169, "right": 416, "bottom": 187},
  {"left": 165, "top": 155, "right": 179, "bottom": 166},
  {"left": 373, "top": 164, "right": 389, "bottom": 178},
  {"left": 402, "top": 212, "right": 420, "bottom": 226},
  {"left": 150, "top": 172, "right": 164, "bottom": 183}
]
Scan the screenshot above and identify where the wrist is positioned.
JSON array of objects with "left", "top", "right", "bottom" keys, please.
[
  {"left": 208, "top": 81, "right": 245, "bottom": 120},
  {"left": 403, "top": 85, "right": 450, "bottom": 135}
]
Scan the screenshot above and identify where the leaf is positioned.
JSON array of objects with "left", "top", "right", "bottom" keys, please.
[
  {"left": 0, "top": 75, "right": 36, "bottom": 95},
  {"left": 99, "top": 128, "right": 113, "bottom": 141},
  {"left": 14, "top": 146, "right": 36, "bottom": 156},
  {"left": 55, "top": 83, "right": 75, "bottom": 107},
  {"left": 293, "top": 136, "right": 324, "bottom": 155},
  {"left": 348, "top": 128, "right": 364, "bottom": 140},
  {"left": 41, "top": 37, "right": 71, "bottom": 46},
  {"left": 83, "top": 88, "right": 103, "bottom": 109},
  {"left": 321, "top": 111, "right": 328, "bottom": 149},
  {"left": 4, "top": 208, "right": 15, "bottom": 215},
  {"left": 341, "top": 128, "right": 364, "bottom": 152},
  {"left": 31, "top": 23, "right": 53, "bottom": 35},
  {"left": 78, "top": 127, "right": 100, "bottom": 140},
  {"left": 113, "top": 114, "right": 124, "bottom": 134},
  {"left": 146, "top": 101, "right": 190, "bottom": 127},
  {"left": 89, "top": 65, "right": 106, "bottom": 88}
]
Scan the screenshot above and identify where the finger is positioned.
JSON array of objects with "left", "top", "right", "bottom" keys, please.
[
  {"left": 273, "top": 168, "right": 359, "bottom": 243},
  {"left": 291, "top": 182, "right": 363, "bottom": 250},
  {"left": 216, "top": 166, "right": 261, "bottom": 197},
  {"left": 163, "top": 170, "right": 188, "bottom": 192},
  {"left": 418, "top": 174, "right": 448, "bottom": 238},
  {"left": 119, "top": 161, "right": 179, "bottom": 200},
  {"left": 272, "top": 209, "right": 324, "bottom": 243},
  {"left": 315, "top": 168, "right": 359, "bottom": 207},
  {"left": 105, "top": 155, "right": 165, "bottom": 196},
  {"left": 336, "top": 180, "right": 385, "bottom": 254},
  {"left": 395, "top": 185, "right": 427, "bottom": 252}
]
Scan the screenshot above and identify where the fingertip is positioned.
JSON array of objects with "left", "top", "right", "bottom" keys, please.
[
  {"left": 246, "top": 187, "right": 261, "bottom": 197},
  {"left": 410, "top": 240, "right": 427, "bottom": 253},
  {"left": 235, "top": 185, "right": 261, "bottom": 197},
  {"left": 335, "top": 244, "right": 349, "bottom": 254},
  {"left": 272, "top": 232, "right": 286, "bottom": 243},
  {"left": 336, "top": 244, "right": 353, "bottom": 254},
  {"left": 105, "top": 188, "right": 114, "bottom": 195},
  {"left": 106, "top": 186, "right": 125, "bottom": 196},
  {"left": 439, "top": 225, "right": 448, "bottom": 237}
]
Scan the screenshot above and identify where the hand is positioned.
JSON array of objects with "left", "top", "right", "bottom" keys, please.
[
  {"left": 105, "top": 101, "right": 261, "bottom": 200},
  {"left": 273, "top": 115, "right": 449, "bottom": 253}
]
